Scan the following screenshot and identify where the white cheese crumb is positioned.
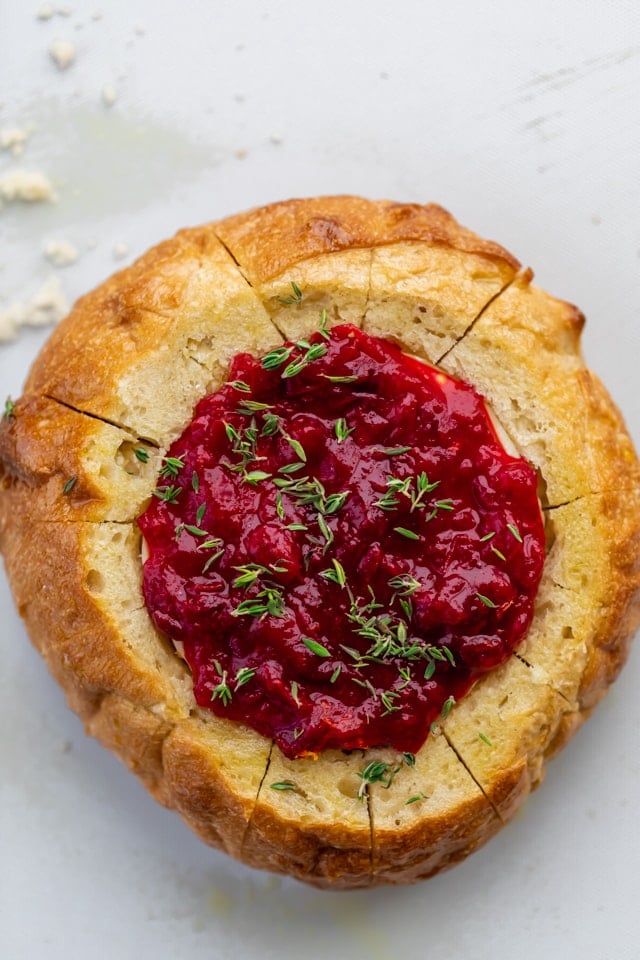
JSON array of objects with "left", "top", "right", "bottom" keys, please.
[
  {"left": 112, "top": 241, "right": 129, "bottom": 260},
  {"left": 48, "top": 38, "right": 76, "bottom": 70},
  {"left": 44, "top": 239, "right": 79, "bottom": 267},
  {"left": 0, "top": 127, "right": 31, "bottom": 157},
  {"left": 0, "top": 169, "right": 55, "bottom": 203},
  {"left": 0, "top": 275, "right": 68, "bottom": 343},
  {"left": 102, "top": 83, "right": 117, "bottom": 107}
]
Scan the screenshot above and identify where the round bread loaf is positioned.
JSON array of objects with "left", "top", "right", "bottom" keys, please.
[{"left": 1, "top": 196, "right": 639, "bottom": 889}]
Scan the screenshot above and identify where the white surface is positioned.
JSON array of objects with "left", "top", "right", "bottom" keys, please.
[{"left": 1, "top": 2, "right": 639, "bottom": 957}]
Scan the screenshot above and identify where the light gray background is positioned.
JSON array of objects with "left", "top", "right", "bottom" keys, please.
[{"left": 1, "top": 2, "right": 639, "bottom": 957}]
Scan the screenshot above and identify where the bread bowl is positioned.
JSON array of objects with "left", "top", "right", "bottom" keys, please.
[{"left": 1, "top": 196, "right": 639, "bottom": 888}]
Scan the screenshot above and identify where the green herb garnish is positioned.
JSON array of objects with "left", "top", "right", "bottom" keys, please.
[
  {"left": 302, "top": 636, "right": 332, "bottom": 658},
  {"left": 276, "top": 281, "right": 303, "bottom": 305},
  {"left": 62, "top": 476, "right": 77, "bottom": 495},
  {"left": 394, "top": 526, "right": 420, "bottom": 541}
]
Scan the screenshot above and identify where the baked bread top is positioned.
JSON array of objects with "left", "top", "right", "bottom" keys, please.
[{"left": 1, "top": 196, "right": 639, "bottom": 888}]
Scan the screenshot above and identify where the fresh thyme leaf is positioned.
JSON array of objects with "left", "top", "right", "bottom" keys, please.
[
  {"left": 290, "top": 680, "right": 301, "bottom": 706},
  {"left": 270, "top": 780, "right": 299, "bottom": 791},
  {"left": 334, "top": 417, "right": 354, "bottom": 443},
  {"left": 284, "top": 435, "right": 307, "bottom": 462},
  {"left": 402, "top": 752, "right": 416, "bottom": 767},
  {"left": 380, "top": 690, "right": 400, "bottom": 715},
  {"left": 381, "top": 446, "right": 412, "bottom": 455},
  {"left": 281, "top": 342, "right": 328, "bottom": 379},
  {"left": 276, "top": 281, "right": 303, "bottom": 305},
  {"left": 210, "top": 666, "right": 232, "bottom": 706},
  {"left": 424, "top": 660, "right": 436, "bottom": 680},
  {"left": 405, "top": 793, "right": 427, "bottom": 805},
  {"left": 235, "top": 666, "right": 256, "bottom": 689},
  {"left": 441, "top": 695, "right": 455, "bottom": 719},
  {"left": 134, "top": 447, "right": 149, "bottom": 463},
  {"left": 317, "top": 513, "right": 334, "bottom": 550},
  {"left": 330, "top": 665, "right": 342, "bottom": 683},
  {"left": 202, "top": 549, "right": 224, "bottom": 572},
  {"left": 184, "top": 524, "right": 208, "bottom": 537},
  {"left": 507, "top": 523, "right": 523, "bottom": 543},
  {"left": 480, "top": 531, "right": 496, "bottom": 542},
  {"left": 192, "top": 471, "right": 200, "bottom": 493},
  {"left": 476, "top": 593, "right": 498, "bottom": 608},
  {"left": 321, "top": 374, "right": 358, "bottom": 383},
  {"left": 357, "top": 759, "right": 400, "bottom": 799},
  {"left": 195, "top": 502, "right": 206, "bottom": 523},
  {"left": 236, "top": 400, "right": 274, "bottom": 415},
  {"left": 442, "top": 645, "right": 456, "bottom": 667},
  {"left": 491, "top": 546, "right": 507, "bottom": 561},
  {"left": 394, "top": 526, "right": 420, "bottom": 541},
  {"left": 323, "top": 490, "right": 350, "bottom": 514},
  {"left": 318, "top": 307, "right": 330, "bottom": 339},
  {"left": 243, "top": 469, "right": 272, "bottom": 485},
  {"left": 478, "top": 732, "right": 494, "bottom": 746},
  {"left": 261, "top": 345, "right": 294, "bottom": 370},
  {"left": 302, "top": 636, "right": 331, "bottom": 657},
  {"left": 388, "top": 574, "right": 421, "bottom": 596},
  {"left": 152, "top": 484, "right": 182, "bottom": 504},
  {"left": 159, "top": 456, "right": 185, "bottom": 479},
  {"left": 3, "top": 397, "right": 16, "bottom": 419},
  {"left": 320, "top": 558, "right": 347, "bottom": 587},
  {"left": 198, "top": 537, "right": 223, "bottom": 550},
  {"left": 227, "top": 379, "right": 251, "bottom": 393},
  {"left": 261, "top": 412, "right": 281, "bottom": 436},
  {"left": 232, "top": 564, "right": 267, "bottom": 589},
  {"left": 62, "top": 476, "right": 77, "bottom": 495}
]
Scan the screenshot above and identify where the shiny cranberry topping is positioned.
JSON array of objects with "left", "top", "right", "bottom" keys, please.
[{"left": 138, "top": 324, "right": 545, "bottom": 758}]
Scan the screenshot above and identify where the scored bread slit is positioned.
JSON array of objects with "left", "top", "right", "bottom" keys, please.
[
  {"left": 239, "top": 739, "right": 276, "bottom": 856},
  {"left": 433, "top": 270, "right": 520, "bottom": 366}
]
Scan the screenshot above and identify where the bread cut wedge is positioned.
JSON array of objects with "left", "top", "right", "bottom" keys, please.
[{"left": 1, "top": 196, "right": 639, "bottom": 888}]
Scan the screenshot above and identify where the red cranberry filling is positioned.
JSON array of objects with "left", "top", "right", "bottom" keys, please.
[{"left": 138, "top": 323, "right": 545, "bottom": 758}]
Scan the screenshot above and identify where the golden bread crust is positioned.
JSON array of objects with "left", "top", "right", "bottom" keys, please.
[{"left": 1, "top": 195, "right": 639, "bottom": 888}]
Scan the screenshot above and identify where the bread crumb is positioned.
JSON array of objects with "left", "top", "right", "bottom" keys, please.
[
  {"left": 102, "top": 83, "right": 117, "bottom": 107},
  {"left": 37, "top": 3, "right": 72, "bottom": 18},
  {"left": 112, "top": 241, "right": 129, "bottom": 260},
  {"left": 235, "top": 148, "right": 248, "bottom": 159},
  {"left": 44, "top": 239, "right": 79, "bottom": 267},
  {"left": 48, "top": 38, "right": 76, "bottom": 70},
  {"left": 0, "top": 275, "right": 68, "bottom": 343},
  {"left": 207, "top": 885, "right": 235, "bottom": 918},
  {"left": 36, "top": 2, "right": 55, "bottom": 18},
  {"left": 0, "top": 127, "right": 31, "bottom": 158},
  {"left": 0, "top": 169, "right": 55, "bottom": 203}
]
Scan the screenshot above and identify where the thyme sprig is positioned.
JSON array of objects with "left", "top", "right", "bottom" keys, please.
[{"left": 276, "top": 281, "right": 303, "bottom": 305}]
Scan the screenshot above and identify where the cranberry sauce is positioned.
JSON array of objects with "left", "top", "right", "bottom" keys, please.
[{"left": 138, "top": 323, "right": 545, "bottom": 759}]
